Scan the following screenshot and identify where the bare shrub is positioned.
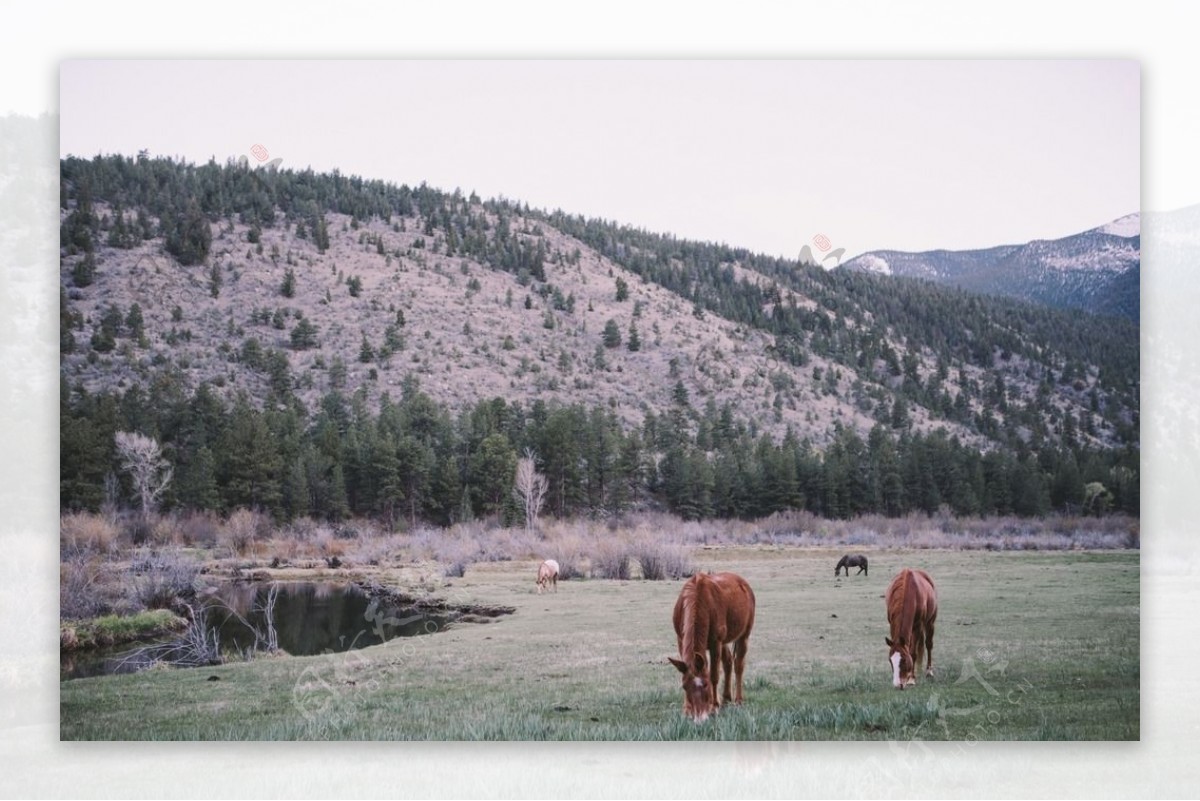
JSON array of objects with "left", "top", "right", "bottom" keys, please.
[
  {"left": 149, "top": 514, "right": 184, "bottom": 546},
  {"left": 433, "top": 534, "right": 481, "bottom": 578},
  {"left": 631, "top": 536, "right": 694, "bottom": 580},
  {"left": 282, "top": 517, "right": 321, "bottom": 542},
  {"left": 123, "top": 513, "right": 156, "bottom": 547},
  {"left": 476, "top": 526, "right": 538, "bottom": 562},
  {"left": 318, "top": 536, "right": 348, "bottom": 560},
  {"left": 843, "top": 526, "right": 879, "bottom": 546},
  {"left": 126, "top": 549, "right": 201, "bottom": 611},
  {"left": 221, "top": 509, "right": 271, "bottom": 556},
  {"left": 348, "top": 532, "right": 409, "bottom": 566},
  {"left": 334, "top": 523, "right": 362, "bottom": 540},
  {"left": 755, "top": 509, "right": 821, "bottom": 542},
  {"left": 546, "top": 523, "right": 590, "bottom": 579},
  {"left": 60, "top": 512, "right": 119, "bottom": 555},
  {"left": 590, "top": 537, "right": 631, "bottom": 580},
  {"left": 127, "top": 603, "right": 221, "bottom": 669},
  {"left": 176, "top": 511, "right": 221, "bottom": 548},
  {"left": 60, "top": 553, "right": 110, "bottom": 619}
]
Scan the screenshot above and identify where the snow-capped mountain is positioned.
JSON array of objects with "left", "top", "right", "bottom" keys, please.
[{"left": 841, "top": 214, "right": 1140, "bottom": 321}]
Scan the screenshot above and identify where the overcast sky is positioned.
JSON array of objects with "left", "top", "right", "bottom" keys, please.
[{"left": 60, "top": 60, "right": 1139, "bottom": 259}]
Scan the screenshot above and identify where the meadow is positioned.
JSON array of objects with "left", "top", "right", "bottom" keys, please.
[{"left": 59, "top": 545, "right": 1138, "bottom": 741}]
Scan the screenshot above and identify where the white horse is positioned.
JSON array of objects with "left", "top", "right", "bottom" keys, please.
[{"left": 536, "top": 559, "right": 560, "bottom": 594}]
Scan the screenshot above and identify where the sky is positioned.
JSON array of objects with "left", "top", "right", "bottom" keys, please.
[{"left": 59, "top": 59, "right": 1139, "bottom": 259}]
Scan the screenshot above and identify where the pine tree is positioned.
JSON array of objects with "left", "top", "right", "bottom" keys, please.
[
  {"left": 627, "top": 321, "right": 641, "bottom": 352},
  {"left": 166, "top": 200, "right": 212, "bottom": 266},
  {"left": 359, "top": 333, "right": 375, "bottom": 363},
  {"left": 290, "top": 318, "right": 319, "bottom": 350},
  {"left": 602, "top": 318, "right": 621, "bottom": 348}
]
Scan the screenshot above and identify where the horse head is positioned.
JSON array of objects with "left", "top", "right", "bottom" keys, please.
[
  {"left": 668, "top": 652, "right": 717, "bottom": 723},
  {"left": 885, "top": 636, "right": 916, "bottom": 689}
]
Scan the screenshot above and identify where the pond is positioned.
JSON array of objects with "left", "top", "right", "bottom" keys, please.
[{"left": 60, "top": 581, "right": 456, "bottom": 681}]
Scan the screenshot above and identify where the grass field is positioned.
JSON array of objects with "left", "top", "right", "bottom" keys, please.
[{"left": 59, "top": 547, "right": 1138, "bottom": 741}]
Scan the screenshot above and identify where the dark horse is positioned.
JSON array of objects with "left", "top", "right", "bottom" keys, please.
[
  {"left": 885, "top": 568, "right": 937, "bottom": 689},
  {"left": 835, "top": 554, "right": 868, "bottom": 577},
  {"left": 668, "top": 572, "right": 756, "bottom": 723}
]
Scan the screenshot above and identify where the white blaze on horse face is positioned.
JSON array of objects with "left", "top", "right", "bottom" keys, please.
[
  {"left": 685, "top": 677, "right": 712, "bottom": 723},
  {"left": 890, "top": 651, "right": 902, "bottom": 688}
]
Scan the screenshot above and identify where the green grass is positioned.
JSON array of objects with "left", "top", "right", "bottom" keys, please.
[
  {"left": 60, "top": 608, "right": 187, "bottom": 651},
  {"left": 59, "top": 548, "right": 1138, "bottom": 740}
]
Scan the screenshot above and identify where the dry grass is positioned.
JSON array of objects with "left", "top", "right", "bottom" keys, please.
[
  {"left": 125, "top": 549, "right": 201, "bottom": 611},
  {"left": 58, "top": 505, "right": 1136, "bottom": 632},
  {"left": 249, "top": 510, "right": 1135, "bottom": 581},
  {"left": 589, "top": 536, "right": 632, "bottom": 579},
  {"left": 61, "top": 512, "right": 119, "bottom": 554},
  {"left": 220, "top": 509, "right": 271, "bottom": 556},
  {"left": 60, "top": 553, "right": 110, "bottom": 620}
]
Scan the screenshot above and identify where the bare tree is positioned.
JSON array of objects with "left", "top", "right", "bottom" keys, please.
[
  {"left": 513, "top": 449, "right": 549, "bottom": 535},
  {"left": 114, "top": 431, "right": 173, "bottom": 515}
]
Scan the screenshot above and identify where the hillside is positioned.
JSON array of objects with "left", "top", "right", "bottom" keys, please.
[
  {"left": 58, "top": 155, "right": 1140, "bottom": 522},
  {"left": 840, "top": 216, "right": 1141, "bottom": 321}
]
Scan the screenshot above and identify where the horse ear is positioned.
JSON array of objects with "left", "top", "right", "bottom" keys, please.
[
  {"left": 668, "top": 657, "right": 688, "bottom": 674},
  {"left": 885, "top": 637, "right": 894, "bottom": 648},
  {"left": 692, "top": 653, "right": 706, "bottom": 675}
]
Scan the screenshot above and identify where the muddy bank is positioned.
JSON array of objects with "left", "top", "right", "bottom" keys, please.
[{"left": 354, "top": 580, "right": 516, "bottom": 623}]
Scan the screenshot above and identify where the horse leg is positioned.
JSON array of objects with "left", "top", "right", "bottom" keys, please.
[
  {"left": 733, "top": 637, "right": 749, "bottom": 704},
  {"left": 925, "top": 620, "right": 936, "bottom": 678},
  {"left": 709, "top": 645, "right": 724, "bottom": 709},
  {"left": 913, "top": 623, "right": 926, "bottom": 676},
  {"left": 720, "top": 644, "right": 734, "bottom": 704}
]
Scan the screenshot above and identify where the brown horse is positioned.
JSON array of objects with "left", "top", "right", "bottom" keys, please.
[
  {"left": 536, "top": 559, "right": 559, "bottom": 594},
  {"left": 668, "top": 572, "right": 756, "bottom": 723},
  {"left": 885, "top": 568, "right": 937, "bottom": 689}
]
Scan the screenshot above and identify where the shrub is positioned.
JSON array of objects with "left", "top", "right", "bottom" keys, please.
[
  {"left": 60, "top": 553, "right": 110, "bottom": 620},
  {"left": 631, "top": 536, "right": 694, "bottom": 580},
  {"left": 590, "top": 538, "right": 631, "bottom": 580},
  {"left": 433, "top": 533, "right": 481, "bottom": 578},
  {"left": 126, "top": 550, "right": 201, "bottom": 611},
  {"left": 221, "top": 509, "right": 271, "bottom": 556},
  {"left": 177, "top": 511, "right": 221, "bottom": 548},
  {"left": 546, "top": 524, "right": 590, "bottom": 579},
  {"left": 60, "top": 512, "right": 119, "bottom": 555}
]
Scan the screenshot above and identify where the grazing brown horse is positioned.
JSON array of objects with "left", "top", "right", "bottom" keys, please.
[
  {"left": 885, "top": 568, "right": 937, "bottom": 689},
  {"left": 835, "top": 554, "right": 868, "bottom": 577},
  {"left": 668, "top": 572, "right": 756, "bottom": 723},
  {"left": 536, "top": 559, "right": 559, "bottom": 594}
]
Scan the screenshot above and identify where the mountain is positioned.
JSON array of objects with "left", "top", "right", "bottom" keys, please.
[
  {"left": 57, "top": 155, "right": 1140, "bottom": 521},
  {"left": 840, "top": 215, "right": 1140, "bottom": 321}
]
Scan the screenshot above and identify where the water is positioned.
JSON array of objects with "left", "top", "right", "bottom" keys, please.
[{"left": 61, "top": 581, "right": 454, "bottom": 680}]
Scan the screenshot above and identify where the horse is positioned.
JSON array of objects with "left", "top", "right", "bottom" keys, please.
[
  {"left": 536, "top": 559, "right": 559, "bottom": 594},
  {"left": 884, "top": 568, "right": 938, "bottom": 689},
  {"left": 668, "top": 571, "right": 756, "bottom": 723},
  {"left": 835, "top": 553, "right": 868, "bottom": 577}
]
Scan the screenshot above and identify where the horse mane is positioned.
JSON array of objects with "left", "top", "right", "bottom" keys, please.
[
  {"left": 678, "top": 573, "right": 718, "bottom": 667},
  {"left": 889, "top": 570, "right": 917, "bottom": 647},
  {"left": 678, "top": 576, "right": 700, "bottom": 663}
]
